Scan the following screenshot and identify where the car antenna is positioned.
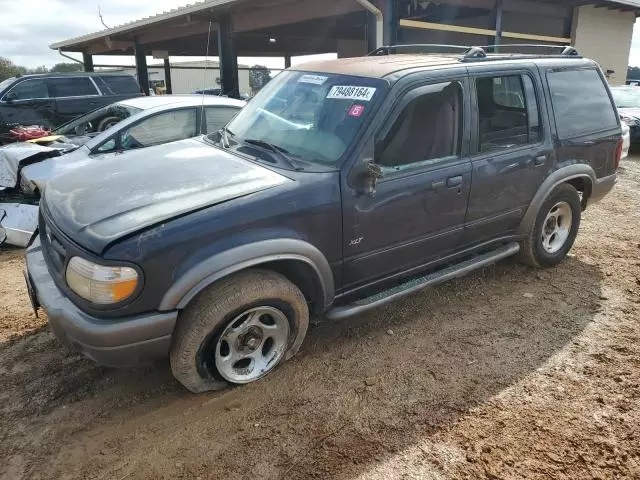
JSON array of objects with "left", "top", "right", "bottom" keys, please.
[{"left": 200, "top": 19, "right": 213, "bottom": 133}]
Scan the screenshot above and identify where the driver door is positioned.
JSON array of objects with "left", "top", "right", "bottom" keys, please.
[{"left": 341, "top": 78, "right": 472, "bottom": 290}]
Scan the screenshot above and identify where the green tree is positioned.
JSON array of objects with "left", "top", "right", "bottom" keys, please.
[
  {"left": 627, "top": 66, "right": 640, "bottom": 81},
  {"left": 28, "top": 66, "right": 48, "bottom": 74},
  {"left": 249, "top": 65, "right": 272, "bottom": 94},
  {"left": 0, "top": 57, "right": 27, "bottom": 81},
  {"left": 51, "top": 62, "right": 83, "bottom": 73}
]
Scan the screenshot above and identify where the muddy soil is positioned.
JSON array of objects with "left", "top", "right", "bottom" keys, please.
[{"left": 1, "top": 157, "right": 639, "bottom": 480}]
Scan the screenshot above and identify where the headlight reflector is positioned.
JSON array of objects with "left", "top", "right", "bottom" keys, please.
[{"left": 65, "top": 257, "right": 139, "bottom": 304}]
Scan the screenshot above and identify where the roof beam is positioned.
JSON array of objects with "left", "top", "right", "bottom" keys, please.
[{"left": 232, "top": 0, "right": 362, "bottom": 33}]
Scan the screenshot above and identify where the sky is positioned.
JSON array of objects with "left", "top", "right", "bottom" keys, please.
[{"left": 3, "top": 0, "right": 640, "bottom": 68}]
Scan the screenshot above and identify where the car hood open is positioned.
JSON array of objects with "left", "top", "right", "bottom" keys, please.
[{"left": 43, "top": 138, "right": 292, "bottom": 253}]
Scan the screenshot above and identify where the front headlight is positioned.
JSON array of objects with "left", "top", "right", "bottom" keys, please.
[{"left": 65, "top": 257, "right": 139, "bottom": 305}]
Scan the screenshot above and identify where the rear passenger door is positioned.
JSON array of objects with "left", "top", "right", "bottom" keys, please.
[
  {"left": 95, "top": 75, "right": 142, "bottom": 102},
  {"left": 462, "top": 67, "right": 553, "bottom": 246},
  {"left": 49, "top": 76, "right": 103, "bottom": 125}
]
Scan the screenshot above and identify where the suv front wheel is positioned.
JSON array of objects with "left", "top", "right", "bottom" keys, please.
[
  {"left": 519, "top": 183, "right": 582, "bottom": 268},
  {"left": 170, "top": 269, "right": 309, "bottom": 393}
]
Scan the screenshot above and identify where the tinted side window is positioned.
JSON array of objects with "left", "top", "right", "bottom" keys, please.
[
  {"left": 121, "top": 109, "right": 197, "bottom": 150},
  {"left": 100, "top": 75, "right": 140, "bottom": 94},
  {"left": 205, "top": 107, "right": 239, "bottom": 133},
  {"left": 548, "top": 69, "right": 618, "bottom": 139},
  {"left": 5, "top": 79, "right": 49, "bottom": 100},
  {"left": 49, "top": 77, "right": 98, "bottom": 97},
  {"left": 476, "top": 75, "right": 539, "bottom": 153},
  {"left": 378, "top": 81, "right": 462, "bottom": 169}
]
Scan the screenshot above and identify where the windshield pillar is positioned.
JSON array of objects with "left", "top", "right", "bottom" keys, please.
[{"left": 218, "top": 14, "right": 240, "bottom": 100}]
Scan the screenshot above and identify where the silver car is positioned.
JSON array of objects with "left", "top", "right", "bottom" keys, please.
[{"left": 0, "top": 95, "right": 244, "bottom": 246}]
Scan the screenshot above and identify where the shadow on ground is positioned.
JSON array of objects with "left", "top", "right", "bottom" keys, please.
[{"left": 0, "top": 256, "right": 603, "bottom": 479}]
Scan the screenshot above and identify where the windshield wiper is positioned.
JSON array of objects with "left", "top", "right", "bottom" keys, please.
[{"left": 243, "top": 139, "right": 304, "bottom": 171}]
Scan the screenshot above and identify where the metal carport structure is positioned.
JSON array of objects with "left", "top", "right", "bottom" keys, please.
[{"left": 50, "top": 0, "right": 640, "bottom": 96}]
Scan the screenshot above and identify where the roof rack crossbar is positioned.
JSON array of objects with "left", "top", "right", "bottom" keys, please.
[
  {"left": 368, "top": 44, "right": 473, "bottom": 56},
  {"left": 368, "top": 43, "right": 581, "bottom": 61},
  {"left": 481, "top": 44, "right": 578, "bottom": 56}
]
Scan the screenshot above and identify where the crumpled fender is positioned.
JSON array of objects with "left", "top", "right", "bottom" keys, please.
[{"left": 0, "top": 143, "right": 62, "bottom": 189}]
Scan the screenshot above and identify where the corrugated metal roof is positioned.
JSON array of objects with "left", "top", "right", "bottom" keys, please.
[
  {"left": 49, "top": 0, "right": 239, "bottom": 49},
  {"left": 50, "top": 0, "right": 640, "bottom": 51}
]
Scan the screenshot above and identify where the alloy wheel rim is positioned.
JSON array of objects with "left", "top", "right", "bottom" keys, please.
[
  {"left": 541, "top": 201, "right": 572, "bottom": 254},
  {"left": 214, "top": 306, "right": 290, "bottom": 383}
]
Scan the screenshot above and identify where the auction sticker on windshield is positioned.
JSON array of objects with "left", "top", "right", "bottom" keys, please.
[
  {"left": 327, "top": 86, "right": 377, "bottom": 101},
  {"left": 298, "top": 74, "right": 328, "bottom": 85}
]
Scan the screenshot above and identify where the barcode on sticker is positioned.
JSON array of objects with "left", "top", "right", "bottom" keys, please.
[
  {"left": 327, "top": 86, "right": 376, "bottom": 101},
  {"left": 298, "top": 74, "right": 328, "bottom": 85}
]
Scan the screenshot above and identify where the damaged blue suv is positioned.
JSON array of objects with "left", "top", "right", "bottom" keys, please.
[{"left": 25, "top": 46, "right": 621, "bottom": 393}]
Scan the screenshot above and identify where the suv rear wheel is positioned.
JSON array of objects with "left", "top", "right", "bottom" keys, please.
[
  {"left": 170, "top": 269, "right": 309, "bottom": 393},
  {"left": 519, "top": 183, "right": 581, "bottom": 268}
]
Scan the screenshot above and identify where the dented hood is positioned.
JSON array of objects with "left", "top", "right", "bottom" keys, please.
[{"left": 43, "top": 137, "right": 292, "bottom": 253}]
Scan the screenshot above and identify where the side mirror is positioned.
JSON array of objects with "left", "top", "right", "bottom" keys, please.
[
  {"left": 4, "top": 92, "right": 17, "bottom": 103},
  {"left": 354, "top": 157, "right": 383, "bottom": 198}
]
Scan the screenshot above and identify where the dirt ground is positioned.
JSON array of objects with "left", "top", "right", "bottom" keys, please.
[{"left": 2, "top": 157, "right": 640, "bottom": 480}]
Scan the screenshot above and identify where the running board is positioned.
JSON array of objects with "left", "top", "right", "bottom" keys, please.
[{"left": 325, "top": 242, "right": 520, "bottom": 321}]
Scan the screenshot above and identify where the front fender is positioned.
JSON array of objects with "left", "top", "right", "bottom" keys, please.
[
  {"left": 517, "top": 164, "right": 595, "bottom": 236},
  {"left": 159, "top": 238, "right": 335, "bottom": 311}
]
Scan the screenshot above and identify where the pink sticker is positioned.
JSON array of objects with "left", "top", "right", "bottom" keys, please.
[{"left": 348, "top": 104, "right": 365, "bottom": 117}]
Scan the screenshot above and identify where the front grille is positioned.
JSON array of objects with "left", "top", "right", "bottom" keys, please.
[{"left": 39, "top": 208, "right": 68, "bottom": 283}]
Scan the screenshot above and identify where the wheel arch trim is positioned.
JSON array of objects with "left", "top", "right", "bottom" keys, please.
[
  {"left": 517, "top": 164, "right": 595, "bottom": 236},
  {"left": 159, "top": 239, "right": 335, "bottom": 312}
]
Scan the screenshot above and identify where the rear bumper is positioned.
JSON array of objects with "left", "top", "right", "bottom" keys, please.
[
  {"left": 588, "top": 173, "right": 617, "bottom": 206},
  {"left": 25, "top": 238, "right": 177, "bottom": 367}
]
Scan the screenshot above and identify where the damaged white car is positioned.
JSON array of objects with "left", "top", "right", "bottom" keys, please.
[{"left": 0, "top": 95, "right": 244, "bottom": 247}]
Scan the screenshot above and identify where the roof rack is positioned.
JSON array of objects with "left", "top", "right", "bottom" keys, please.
[
  {"left": 368, "top": 44, "right": 473, "bottom": 56},
  {"left": 368, "top": 43, "right": 582, "bottom": 62}
]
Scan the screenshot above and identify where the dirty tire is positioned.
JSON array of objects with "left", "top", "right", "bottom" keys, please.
[
  {"left": 518, "top": 183, "right": 581, "bottom": 268},
  {"left": 170, "top": 269, "right": 309, "bottom": 393},
  {"left": 97, "top": 116, "right": 121, "bottom": 132}
]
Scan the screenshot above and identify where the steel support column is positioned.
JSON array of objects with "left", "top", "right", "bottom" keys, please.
[
  {"left": 382, "top": 0, "right": 397, "bottom": 46},
  {"left": 218, "top": 14, "right": 240, "bottom": 99},
  {"left": 134, "top": 39, "right": 149, "bottom": 95},
  {"left": 366, "top": 11, "right": 378, "bottom": 53},
  {"left": 82, "top": 52, "right": 94, "bottom": 72},
  {"left": 163, "top": 58, "right": 173, "bottom": 94},
  {"left": 564, "top": 5, "right": 575, "bottom": 41},
  {"left": 491, "top": 0, "right": 504, "bottom": 50}
]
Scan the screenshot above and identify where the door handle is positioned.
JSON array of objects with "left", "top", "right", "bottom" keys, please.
[
  {"left": 533, "top": 155, "right": 546, "bottom": 166},
  {"left": 447, "top": 176, "right": 463, "bottom": 188}
]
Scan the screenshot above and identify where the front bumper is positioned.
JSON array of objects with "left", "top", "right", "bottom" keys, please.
[
  {"left": 588, "top": 173, "right": 617, "bottom": 206},
  {"left": 25, "top": 238, "right": 178, "bottom": 367}
]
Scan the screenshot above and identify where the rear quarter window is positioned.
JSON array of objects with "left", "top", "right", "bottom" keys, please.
[
  {"left": 547, "top": 68, "right": 618, "bottom": 139},
  {"left": 99, "top": 75, "right": 140, "bottom": 95}
]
